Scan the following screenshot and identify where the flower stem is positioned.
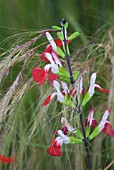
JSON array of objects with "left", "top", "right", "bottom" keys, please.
[{"left": 61, "top": 19, "right": 92, "bottom": 170}]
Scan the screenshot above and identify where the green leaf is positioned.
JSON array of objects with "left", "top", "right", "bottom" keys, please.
[
  {"left": 57, "top": 47, "right": 65, "bottom": 58},
  {"left": 63, "top": 95, "right": 74, "bottom": 107},
  {"left": 86, "top": 126, "right": 90, "bottom": 138},
  {"left": 82, "top": 92, "right": 91, "bottom": 107},
  {"left": 64, "top": 22, "right": 68, "bottom": 29},
  {"left": 56, "top": 67, "right": 70, "bottom": 82},
  {"left": 52, "top": 26, "right": 61, "bottom": 31},
  {"left": 59, "top": 77, "right": 70, "bottom": 82},
  {"left": 57, "top": 67, "right": 70, "bottom": 77},
  {"left": 68, "top": 32, "right": 80, "bottom": 41},
  {"left": 76, "top": 128, "right": 83, "bottom": 139},
  {"left": 89, "top": 127, "right": 99, "bottom": 140},
  {"left": 69, "top": 136, "right": 83, "bottom": 144},
  {"left": 57, "top": 32, "right": 64, "bottom": 40},
  {"left": 73, "top": 71, "right": 80, "bottom": 80}
]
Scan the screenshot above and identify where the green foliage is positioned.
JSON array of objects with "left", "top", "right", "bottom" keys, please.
[
  {"left": 82, "top": 93, "right": 91, "bottom": 107},
  {"left": 69, "top": 136, "right": 83, "bottom": 144},
  {"left": 89, "top": 127, "right": 100, "bottom": 140},
  {"left": 56, "top": 46, "right": 65, "bottom": 58},
  {"left": 68, "top": 32, "right": 80, "bottom": 41},
  {"left": 57, "top": 32, "right": 64, "bottom": 40},
  {"left": 52, "top": 26, "right": 61, "bottom": 31}
]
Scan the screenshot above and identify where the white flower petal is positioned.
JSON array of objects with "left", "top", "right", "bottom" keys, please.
[
  {"left": 90, "top": 73, "right": 96, "bottom": 86},
  {"left": 53, "top": 81, "right": 60, "bottom": 91},
  {"left": 55, "top": 137, "right": 63, "bottom": 146},
  {"left": 88, "top": 107, "right": 94, "bottom": 126},
  {"left": 88, "top": 73, "right": 97, "bottom": 97},
  {"left": 57, "top": 91, "right": 64, "bottom": 102},
  {"left": 61, "top": 81, "right": 69, "bottom": 94},
  {"left": 44, "top": 64, "right": 51, "bottom": 72},
  {"left": 50, "top": 92, "right": 57, "bottom": 100},
  {"left": 52, "top": 52, "right": 62, "bottom": 67},
  {"left": 57, "top": 130, "right": 70, "bottom": 144},
  {"left": 45, "top": 53, "right": 59, "bottom": 73},
  {"left": 46, "top": 32, "right": 57, "bottom": 51},
  {"left": 98, "top": 109, "right": 110, "bottom": 131},
  {"left": 79, "top": 76, "right": 83, "bottom": 95}
]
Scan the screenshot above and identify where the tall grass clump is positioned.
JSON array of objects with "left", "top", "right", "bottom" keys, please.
[{"left": 0, "top": 19, "right": 114, "bottom": 170}]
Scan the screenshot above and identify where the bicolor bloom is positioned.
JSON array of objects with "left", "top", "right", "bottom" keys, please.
[
  {"left": 61, "top": 117, "right": 76, "bottom": 134},
  {"left": 47, "top": 130, "right": 70, "bottom": 156},
  {"left": 82, "top": 73, "right": 109, "bottom": 106},
  {"left": 89, "top": 109, "right": 112, "bottom": 140},
  {"left": 102, "top": 121, "right": 114, "bottom": 137},
  {"left": 47, "top": 138, "right": 62, "bottom": 156},
  {"left": 42, "top": 44, "right": 62, "bottom": 67},
  {"left": 85, "top": 107, "right": 98, "bottom": 128},
  {"left": 42, "top": 81, "right": 68, "bottom": 106},
  {"left": 0, "top": 155, "right": 15, "bottom": 164},
  {"left": 32, "top": 64, "right": 59, "bottom": 85},
  {"left": 32, "top": 67, "right": 48, "bottom": 85},
  {"left": 32, "top": 50, "right": 61, "bottom": 85},
  {"left": 95, "top": 84, "right": 109, "bottom": 93},
  {"left": 46, "top": 32, "right": 57, "bottom": 52},
  {"left": 45, "top": 53, "right": 60, "bottom": 73},
  {"left": 98, "top": 109, "right": 110, "bottom": 132},
  {"left": 88, "top": 72, "right": 96, "bottom": 97}
]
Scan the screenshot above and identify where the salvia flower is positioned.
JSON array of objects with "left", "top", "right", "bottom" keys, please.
[
  {"left": 47, "top": 130, "right": 70, "bottom": 156},
  {"left": 42, "top": 80, "right": 68, "bottom": 106},
  {"left": 61, "top": 117, "right": 76, "bottom": 134},
  {"left": 82, "top": 73, "right": 109, "bottom": 106},
  {"left": 46, "top": 32, "right": 57, "bottom": 52},
  {"left": 88, "top": 109, "right": 113, "bottom": 140},
  {"left": 85, "top": 107, "right": 98, "bottom": 128},
  {"left": 0, "top": 155, "right": 15, "bottom": 164}
]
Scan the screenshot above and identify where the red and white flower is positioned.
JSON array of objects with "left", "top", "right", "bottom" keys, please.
[
  {"left": 61, "top": 117, "right": 76, "bottom": 134},
  {"left": 47, "top": 130, "right": 70, "bottom": 156},
  {"left": 42, "top": 81, "right": 68, "bottom": 106},
  {"left": 98, "top": 109, "right": 110, "bottom": 132},
  {"left": 46, "top": 32, "right": 57, "bottom": 52},
  {"left": 85, "top": 107, "right": 98, "bottom": 128}
]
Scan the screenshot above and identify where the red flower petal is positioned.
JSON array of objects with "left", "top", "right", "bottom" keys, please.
[
  {"left": 42, "top": 95, "right": 51, "bottom": 107},
  {"left": 62, "top": 126, "right": 68, "bottom": 135},
  {"left": 91, "top": 119, "right": 98, "bottom": 128},
  {"left": 95, "top": 86, "right": 109, "bottom": 93},
  {"left": 102, "top": 122, "right": 113, "bottom": 136},
  {"left": 0, "top": 155, "right": 15, "bottom": 164},
  {"left": 55, "top": 38, "right": 63, "bottom": 46},
  {"left": 42, "top": 52, "right": 50, "bottom": 62},
  {"left": 55, "top": 38, "right": 72, "bottom": 47},
  {"left": 32, "top": 67, "right": 47, "bottom": 85},
  {"left": 85, "top": 118, "right": 98, "bottom": 128},
  {"left": 109, "top": 130, "right": 114, "bottom": 137},
  {"left": 47, "top": 145, "right": 62, "bottom": 156},
  {"left": 49, "top": 71, "right": 59, "bottom": 82},
  {"left": 41, "top": 45, "right": 53, "bottom": 62}
]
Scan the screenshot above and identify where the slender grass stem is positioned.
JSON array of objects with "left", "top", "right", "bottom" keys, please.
[{"left": 61, "top": 19, "right": 92, "bottom": 170}]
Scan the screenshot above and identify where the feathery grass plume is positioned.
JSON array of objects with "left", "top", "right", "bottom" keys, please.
[{"left": 0, "top": 24, "right": 113, "bottom": 170}]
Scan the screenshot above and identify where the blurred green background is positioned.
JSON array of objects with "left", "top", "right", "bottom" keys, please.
[
  {"left": 0, "top": 0, "right": 114, "bottom": 170},
  {"left": 0, "top": 0, "right": 114, "bottom": 47}
]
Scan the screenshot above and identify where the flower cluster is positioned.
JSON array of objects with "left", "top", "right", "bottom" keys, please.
[
  {"left": 47, "top": 117, "right": 75, "bottom": 156},
  {"left": 32, "top": 20, "right": 111, "bottom": 159},
  {"left": 32, "top": 31, "right": 72, "bottom": 85}
]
